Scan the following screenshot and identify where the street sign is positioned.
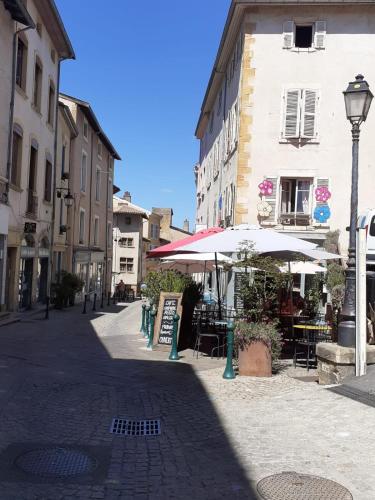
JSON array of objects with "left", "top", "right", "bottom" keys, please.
[{"left": 24, "top": 222, "right": 36, "bottom": 234}]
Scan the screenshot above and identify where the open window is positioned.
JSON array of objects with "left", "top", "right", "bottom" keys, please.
[{"left": 279, "top": 178, "right": 312, "bottom": 226}]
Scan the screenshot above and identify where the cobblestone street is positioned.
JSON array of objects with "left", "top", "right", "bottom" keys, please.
[{"left": 0, "top": 301, "right": 373, "bottom": 499}]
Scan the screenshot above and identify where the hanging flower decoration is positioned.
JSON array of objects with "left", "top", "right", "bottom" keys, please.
[
  {"left": 258, "top": 180, "right": 273, "bottom": 196},
  {"left": 315, "top": 186, "right": 331, "bottom": 203},
  {"left": 257, "top": 201, "right": 273, "bottom": 218},
  {"left": 314, "top": 204, "right": 331, "bottom": 223}
]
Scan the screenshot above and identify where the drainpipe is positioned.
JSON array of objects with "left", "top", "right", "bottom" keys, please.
[
  {"left": 5, "top": 24, "right": 35, "bottom": 199},
  {"left": 48, "top": 58, "right": 63, "bottom": 298},
  {"left": 104, "top": 151, "right": 110, "bottom": 295}
]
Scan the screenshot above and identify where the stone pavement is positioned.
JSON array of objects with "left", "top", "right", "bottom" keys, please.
[{"left": 0, "top": 301, "right": 372, "bottom": 499}]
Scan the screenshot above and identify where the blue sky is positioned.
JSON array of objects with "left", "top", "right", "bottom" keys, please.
[{"left": 56, "top": 0, "right": 230, "bottom": 229}]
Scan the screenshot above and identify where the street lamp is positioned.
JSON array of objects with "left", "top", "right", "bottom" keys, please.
[
  {"left": 56, "top": 188, "right": 74, "bottom": 208},
  {"left": 338, "top": 75, "right": 373, "bottom": 347}
]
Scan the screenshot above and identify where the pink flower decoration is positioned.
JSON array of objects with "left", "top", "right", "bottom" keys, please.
[
  {"left": 315, "top": 186, "right": 331, "bottom": 203},
  {"left": 259, "top": 180, "right": 274, "bottom": 196}
]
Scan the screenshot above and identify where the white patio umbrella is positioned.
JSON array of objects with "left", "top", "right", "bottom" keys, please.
[
  {"left": 280, "top": 261, "right": 327, "bottom": 274},
  {"left": 181, "top": 224, "right": 318, "bottom": 256},
  {"left": 179, "top": 225, "right": 319, "bottom": 317}
]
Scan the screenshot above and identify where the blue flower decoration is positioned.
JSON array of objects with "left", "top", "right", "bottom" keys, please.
[{"left": 314, "top": 204, "right": 331, "bottom": 223}]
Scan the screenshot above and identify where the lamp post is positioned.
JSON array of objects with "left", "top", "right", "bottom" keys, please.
[{"left": 338, "top": 75, "right": 373, "bottom": 347}]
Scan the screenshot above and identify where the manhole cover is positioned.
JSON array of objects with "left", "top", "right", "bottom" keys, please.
[
  {"left": 110, "top": 418, "right": 161, "bottom": 436},
  {"left": 257, "top": 472, "right": 353, "bottom": 500},
  {"left": 15, "top": 447, "right": 98, "bottom": 478}
]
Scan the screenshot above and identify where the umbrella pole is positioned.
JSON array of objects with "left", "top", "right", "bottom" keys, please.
[
  {"left": 288, "top": 260, "right": 295, "bottom": 349},
  {"left": 215, "top": 252, "right": 222, "bottom": 319},
  {"left": 203, "top": 260, "right": 207, "bottom": 295}
]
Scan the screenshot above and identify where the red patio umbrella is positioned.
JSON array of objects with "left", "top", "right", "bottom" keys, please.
[{"left": 147, "top": 227, "right": 224, "bottom": 259}]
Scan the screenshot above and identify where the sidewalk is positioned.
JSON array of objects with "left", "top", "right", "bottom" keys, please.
[{"left": 0, "top": 301, "right": 372, "bottom": 499}]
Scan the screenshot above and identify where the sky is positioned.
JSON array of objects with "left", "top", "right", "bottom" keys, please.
[{"left": 55, "top": 0, "right": 230, "bottom": 229}]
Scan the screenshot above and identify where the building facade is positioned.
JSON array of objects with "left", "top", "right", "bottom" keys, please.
[
  {"left": 113, "top": 195, "right": 148, "bottom": 294},
  {"left": 5, "top": 0, "right": 74, "bottom": 311},
  {"left": 59, "top": 94, "right": 121, "bottom": 299},
  {"left": 0, "top": 0, "right": 34, "bottom": 310},
  {"left": 195, "top": 0, "right": 375, "bottom": 254}
]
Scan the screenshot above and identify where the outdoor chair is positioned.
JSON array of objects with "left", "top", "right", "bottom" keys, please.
[
  {"left": 193, "top": 314, "right": 221, "bottom": 359},
  {"left": 293, "top": 322, "right": 332, "bottom": 371}
]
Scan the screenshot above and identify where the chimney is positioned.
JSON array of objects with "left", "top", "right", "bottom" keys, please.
[
  {"left": 123, "top": 191, "right": 131, "bottom": 202},
  {"left": 183, "top": 219, "right": 190, "bottom": 233}
]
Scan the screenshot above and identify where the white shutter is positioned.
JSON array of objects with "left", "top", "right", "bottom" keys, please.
[
  {"left": 283, "top": 89, "right": 301, "bottom": 139},
  {"left": 301, "top": 90, "right": 318, "bottom": 139},
  {"left": 314, "top": 21, "right": 326, "bottom": 49},
  {"left": 283, "top": 21, "right": 294, "bottom": 49},
  {"left": 313, "top": 177, "right": 330, "bottom": 226},
  {"left": 262, "top": 176, "right": 279, "bottom": 223},
  {"left": 231, "top": 103, "right": 238, "bottom": 149}
]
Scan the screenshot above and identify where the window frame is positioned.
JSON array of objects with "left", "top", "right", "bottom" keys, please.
[
  {"left": 44, "top": 158, "right": 53, "bottom": 202},
  {"left": 16, "top": 34, "right": 28, "bottom": 92},
  {"left": 120, "top": 257, "right": 134, "bottom": 273},
  {"left": 280, "top": 87, "right": 320, "bottom": 143},
  {"left": 47, "top": 80, "right": 56, "bottom": 126},
  {"left": 94, "top": 216, "right": 100, "bottom": 246},
  {"left": 95, "top": 166, "right": 101, "bottom": 202},
  {"left": 11, "top": 125, "right": 23, "bottom": 188},
  {"left": 79, "top": 208, "right": 85, "bottom": 245},
  {"left": 80, "top": 150, "right": 87, "bottom": 193},
  {"left": 32, "top": 56, "right": 43, "bottom": 113}
]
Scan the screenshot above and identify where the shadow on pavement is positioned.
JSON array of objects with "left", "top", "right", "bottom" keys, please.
[{"left": 0, "top": 303, "right": 258, "bottom": 499}]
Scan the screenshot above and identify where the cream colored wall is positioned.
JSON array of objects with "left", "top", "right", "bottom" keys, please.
[{"left": 197, "top": 5, "right": 375, "bottom": 254}]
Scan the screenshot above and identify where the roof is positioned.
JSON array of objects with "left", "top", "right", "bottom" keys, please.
[
  {"left": 59, "top": 93, "right": 121, "bottom": 160},
  {"left": 3, "top": 0, "right": 35, "bottom": 26},
  {"left": 113, "top": 185, "right": 121, "bottom": 194},
  {"left": 170, "top": 225, "right": 192, "bottom": 236},
  {"left": 34, "top": 0, "right": 75, "bottom": 59},
  {"left": 114, "top": 204, "right": 148, "bottom": 219},
  {"left": 195, "top": 0, "right": 375, "bottom": 138},
  {"left": 58, "top": 102, "right": 78, "bottom": 138}
]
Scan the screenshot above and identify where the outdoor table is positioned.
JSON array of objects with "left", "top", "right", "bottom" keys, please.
[{"left": 293, "top": 324, "right": 332, "bottom": 331}]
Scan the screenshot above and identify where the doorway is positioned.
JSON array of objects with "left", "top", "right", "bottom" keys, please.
[
  {"left": 20, "top": 257, "right": 33, "bottom": 309},
  {"left": 37, "top": 257, "right": 48, "bottom": 303}
]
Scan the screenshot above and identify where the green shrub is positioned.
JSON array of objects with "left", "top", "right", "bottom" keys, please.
[{"left": 143, "top": 270, "right": 202, "bottom": 307}]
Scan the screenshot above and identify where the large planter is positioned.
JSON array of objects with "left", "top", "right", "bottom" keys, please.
[{"left": 238, "top": 340, "right": 272, "bottom": 377}]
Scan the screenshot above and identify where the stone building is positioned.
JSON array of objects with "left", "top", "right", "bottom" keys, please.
[
  {"left": 59, "top": 93, "right": 121, "bottom": 298},
  {"left": 0, "top": 0, "right": 34, "bottom": 311},
  {"left": 5, "top": 0, "right": 74, "bottom": 311},
  {"left": 195, "top": 0, "right": 375, "bottom": 254},
  {"left": 113, "top": 195, "right": 148, "bottom": 294}
]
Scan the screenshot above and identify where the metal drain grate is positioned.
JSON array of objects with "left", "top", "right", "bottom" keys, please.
[
  {"left": 110, "top": 418, "right": 161, "bottom": 436},
  {"left": 15, "top": 447, "right": 97, "bottom": 478},
  {"left": 257, "top": 472, "right": 353, "bottom": 500}
]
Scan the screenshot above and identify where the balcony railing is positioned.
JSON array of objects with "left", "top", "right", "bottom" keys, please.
[
  {"left": 26, "top": 190, "right": 38, "bottom": 217},
  {"left": 278, "top": 212, "right": 311, "bottom": 227}
]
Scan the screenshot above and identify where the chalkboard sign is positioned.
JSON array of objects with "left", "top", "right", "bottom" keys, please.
[{"left": 154, "top": 292, "right": 183, "bottom": 350}]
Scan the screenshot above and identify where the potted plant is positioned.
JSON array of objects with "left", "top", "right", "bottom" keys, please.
[
  {"left": 52, "top": 272, "right": 84, "bottom": 309},
  {"left": 235, "top": 249, "right": 287, "bottom": 376},
  {"left": 235, "top": 321, "right": 282, "bottom": 377}
]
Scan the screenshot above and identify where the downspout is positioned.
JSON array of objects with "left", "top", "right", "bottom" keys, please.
[
  {"left": 104, "top": 151, "right": 109, "bottom": 296},
  {"left": 5, "top": 24, "right": 34, "bottom": 199},
  {"left": 48, "top": 57, "right": 63, "bottom": 297},
  {"left": 88, "top": 128, "right": 94, "bottom": 291}
]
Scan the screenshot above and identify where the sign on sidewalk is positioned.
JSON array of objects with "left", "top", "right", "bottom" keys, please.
[{"left": 154, "top": 292, "right": 183, "bottom": 350}]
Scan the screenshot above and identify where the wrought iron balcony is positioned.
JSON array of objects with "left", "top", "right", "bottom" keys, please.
[{"left": 278, "top": 212, "right": 311, "bottom": 227}]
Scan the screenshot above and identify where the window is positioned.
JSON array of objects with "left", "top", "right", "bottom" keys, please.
[
  {"left": 61, "top": 144, "right": 66, "bottom": 177},
  {"left": 150, "top": 224, "right": 159, "bottom": 240},
  {"left": 32, "top": 58, "right": 42, "bottom": 112},
  {"left": 95, "top": 167, "right": 101, "bottom": 201},
  {"left": 81, "top": 151, "right": 87, "bottom": 192},
  {"left": 279, "top": 178, "right": 312, "bottom": 225},
  {"left": 107, "top": 223, "right": 112, "bottom": 247},
  {"left": 11, "top": 126, "right": 23, "bottom": 187},
  {"left": 119, "top": 238, "right": 134, "bottom": 247},
  {"left": 47, "top": 81, "right": 55, "bottom": 126},
  {"left": 370, "top": 216, "right": 375, "bottom": 237},
  {"left": 120, "top": 257, "right": 134, "bottom": 273},
  {"left": 83, "top": 118, "right": 88, "bottom": 140},
  {"left": 97, "top": 140, "right": 102, "bottom": 158},
  {"left": 44, "top": 159, "right": 52, "bottom": 202},
  {"left": 107, "top": 178, "right": 112, "bottom": 208},
  {"left": 283, "top": 21, "right": 326, "bottom": 50},
  {"left": 94, "top": 217, "right": 99, "bottom": 246},
  {"left": 79, "top": 209, "right": 85, "bottom": 244},
  {"left": 16, "top": 36, "right": 28, "bottom": 91},
  {"left": 28, "top": 144, "right": 38, "bottom": 192},
  {"left": 125, "top": 216, "right": 131, "bottom": 225},
  {"left": 282, "top": 89, "right": 319, "bottom": 140}
]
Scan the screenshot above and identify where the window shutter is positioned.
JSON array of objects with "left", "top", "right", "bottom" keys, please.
[
  {"left": 313, "top": 177, "right": 330, "bottom": 226},
  {"left": 231, "top": 103, "right": 238, "bottom": 149},
  {"left": 283, "top": 89, "right": 301, "bottom": 139},
  {"left": 283, "top": 21, "right": 294, "bottom": 49},
  {"left": 301, "top": 90, "right": 318, "bottom": 139},
  {"left": 314, "top": 21, "right": 326, "bottom": 49},
  {"left": 262, "top": 176, "right": 279, "bottom": 223}
]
